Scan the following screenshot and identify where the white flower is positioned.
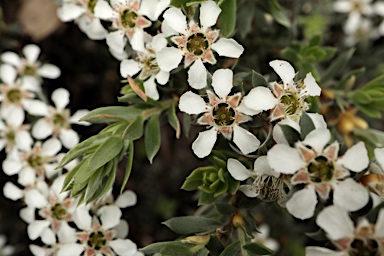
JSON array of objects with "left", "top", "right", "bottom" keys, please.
[
  {"left": 251, "top": 224, "right": 279, "bottom": 252},
  {"left": 32, "top": 88, "right": 90, "bottom": 149},
  {"left": 244, "top": 60, "right": 321, "bottom": 122},
  {"left": 57, "top": 0, "right": 108, "bottom": 40},
  {"left": 343, "top": 18, "right": 378, "bottom": 46},
  {"left": 0, "top": 114, "right": 33, "bottom": 153},
  {"left": 179, "top": 69, "right": 260, "bottom": 158},
  {"left": 157, "top": 1, "right": 244, "bottom": 89},
  {"left": 267, "top": 128, "right": 369, "bottom": 219},
  {"left": 0, "top": 235, "right": 15, "bottom": 256}
]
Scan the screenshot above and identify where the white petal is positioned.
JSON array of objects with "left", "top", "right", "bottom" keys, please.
[
  {"left": 110, "top": 239, "right": 138, "bottom": 255},
  {"left": 233, "top": 126, "right": 260, "bottom": 155},
  {"left": 20, "top": 207, "right": 35, "bottom": 224},
  {"left": 306, "top": 246, "right": 346, "bottom": 256},
  {"left": 1, "top": 52, "right": 21, "bottom": 66},
  {"left": 157, "top": 47, "right": 183, "bottom": 72},
  {"left": 106, "top": 31, "right": 127, "bottom": 54},
  {"left": 227, "top": 158, "right": 252, "bottom": 181},
  {"left": 57, "top": 4, "right": 85, "bottom": 22},
  {"left": 37, "top": 64, "right": 61, "bottom": 79},
  {"left": 29, "top": 245, "right": 48, "bottom": 256},
  {"left": 333, "top": 1, "right": 352, "bottom": 13},
  {"left": 115, "top": 219, "right": 129, "bottom": 238},
  {"left": 94, "top": 0, "right": 115, "bottom": 19},
  {"left": 70, "top": 109, "right": 90, "bottom": 125},
  {"left": 120, "top": 59, "right": 141, "bottom": 77},
  {"left": 42, "top": 137, "right": 62, "bottom": 157},
  {"left": 374, "top": 148, "right": 384, "bottom": 170},
  {"left": 375, "top": 209, "right": 384, "bottom": 237},
  {"left": 57, "top": 221, "right": 77, "bottom": 243},
  {"left": 307, "top": 113, "right": 327, "bottom": 129},
  {"left": 0, "top": 64, "right": 17, "bottom": 84},
  {"left": 253, "top": 156, "right": 279, "bottom": 177},
  {"left": 3, "top": 182, "right": 23, "bottom": 201},
  {"left": 1, "top": 106, "right": 24, "bottom": 123},
  {"left": 212, "top": 69, "right": 233, "bottom": 98},
  {"left": 239, "top": 185, "right": 259, "bottom": 197},
  {"left": 272, "top": 118, "right": 301, "bottom": 145},
  {"left": 21, "top": 76, "right": 41, "bottom": 92},
  {"left": 25, "top": 189, "right": 48, "bottom": 208},
  {"left": 41, "top": 227, "right": 56, "bottom": 245},
  {"left": 18, "top": 167, "right": 36, "bottom": 186},
  {"left": 22, "top": 99, "right": 49, "bottom": 116},
  {"left": 2, "top": 158, "right": 23, "bottom": 175},
  {"left": 131, "top": 29, "right": 146, "bottom": 52},
  {"left": 303, "top": 73, "right": 321, "bottom": 96},
  {"left": 99, "top": 205, "right": 122, "bottom": 229},
  {"left": 80, "top": 17, "right": 108, "bottom": 40},
  {"left": 161, "top": 19, "right": 178, "bottom": 37},
  {"left": 286, "top": 186, "right": 317, "bottom": 219},
  {"left": 143, "top": 76, "right": 159, "bottom": 100},
  {"left": 344, "top": 12, "right": 362, "bottom": 34},
  {"left": 140, "top": 0, "right": 170, "bottom": 21},
  {"left": 200, "top": 0, "right": 221, "bottom": 28},
  {"left": 32, "top": 119, "right": 53, "bottom": 139},
  {"left": 52, "top": 88, "right": 70, "bottom": 110},
  {"left": 151, "top": 34, "right": 168, "bottom": 52},
  {"left": 15, "top": 130, "right": 33, "bottom": 151},
  {"left": 109, "top": 47, "right": 128, "bottom": 61},
  {"left": 178, "top": 91, "right": 206, "bottom": 114},
  {"left": 243, "top": 87, "right": 278, "bottom": 111},
  {"left": 316, "top": 205, "right": 354, "bottom": 240},
  {"left": 333, "top": 178, "right": 369, "bottom": 212},
  {"left": 23, "top": 45, "right": 40, "bottom": 64},
  {"left": 27, "top": 220, "right": 50, "bottom": 240},
  {"left": 187, "top": 59, "right": 207, "bottom": 89},
  {"left": 163, "top": 8, "right": 187, "bottom": 34},
  {"left": 337, "top": 141, "right": 369, "bottom": 172},
  {"left": 73, "top": 206, "right": 92, "bottom": 230},
  {"left": 192, "top": 128, "right": 217, "bottom": 158},
  {"left": 115, "top": 190, "right": 137, "bottom": 208},
  {"left": 211, "top": 38, "right": 244, "bottom": 58},
  {"left": 155, "top": 70, "right": 170, "bottom": 85},
  {"left": 59, "top": 129, "right": 79, "bottom": 149},
  {"left": 269, "top": 60, "right": 295, "bottom": 86},
  {"left": 302, "top": 128, "right": 330, "bottom": 154},
  {"left": 236, "top": 101, "right": 262, "bottom": 116},
  {"left": 56, "top": 243, "right": 84, "bottom": 256},
  {"left": 267, "top": 144, "right": 305, "bottom": 174}
]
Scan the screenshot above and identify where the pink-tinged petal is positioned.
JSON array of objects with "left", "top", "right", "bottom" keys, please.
[
  {"left": 302, "top": 128, "right": 330, "bottom": 154},
  {"left": 296, "top": 144, "right": 317, "bottom": 163},
  {"left": 227, "top": 93, "right": 241, "bottom": 108},
  {"left": 157, "top": 47, "right": 183, "bottom": 72},
  {"left": 3, "top": 158, "right": 22, "bottom": 175},
  {"left": 316, "top": 205, "right": 354, "bottom": 240},
  {"left": 323, "top": 141, "right": 339, "bottom": 160},
  {"left": 333, "top": 178, "right": 369, "bottom": 212},
  {"left": 106, "top": 31, "right": 126, "bottom": 54},
  {"left": 212, "top": 69, "right": 233, "bottom": 98},
  {"left": 267, "top": 144, "right": 306, "bottom": 174},
  {"left": 56, "top": 243, "right": 84, "bottom": 256},
  {"left": 28, "top": 220, "right": 50, "bottom": 240},
  {"left": 200, "top": 0, "right": 221, "bottom": 28},
  {"left": 57, "top": 4, "right": 85, "bottom": 22},
  {"left": 305, "top": 246, "right": 346, "bottom": 256},
  {"left": 375, "top": 208, "right": 384, "bottom": 237},
  {"left": 163, "top": 8, "right": 187, "bottom": 34},
  {"left": 0, "top": 64, "right": 17, "bottom": 84},
  {"left": 52, "top": 88, "right": 70, "bottom": 110},
  {"left": 140, "top": 0, "right": 170, "bottom": 21},
  {"left": 143, "top": 75, "right": 159, "bottom": 100},
  {"left": 109, "top": 239, "right": 138, "bottom": 255},
  {"left": 236, "top": 101, "right": 262, "bottom": 116},
  {"left": 32, "top": 119, "right": 53, "bottom": 139},
  {"left": 227, "top": 158, "right": 252, "bottom": 181},
  {"left": 130, "top": 29, "right": 146, "bottom": 52},
  {"left": 70, "top": 109, "right": 91, "bottom": 125},
  {"left": 374, "top": 148, "right": 384, "bottom": 170},
  {"left": 23, "top": 45, "right": 40, "bottom": 64},
  {"left": 25, "top": 189, "right": 48, "bottom": 208},
  {"left": 73, "top": 206, "right": 92, "bottom": 230},
  {"left": 254, "top": 156, "right": 279, "bottom": 177},
  {"left": 303, "top": 73, "right": 321, "bottom": 96},
  {"left": 18, "top": 167, "right": 36, "bottom": 186},
  {"left": 115, "top": 190, "right": 137, "bottom": 208},
  {"left": 337, "top": 141, "right": 369, "bottom": 172},
  {"left": 192, "top": 128, "right": 217, "bottom": 158},
  {"left": 22, "top": 99, "right": 49, "bottom": 116},
  {"left": 42, "top": 137, "right": 62, "bottom": 156},
  {"left": 272, "top": 117, "right": 301, "bottom": 145},
  {"left": 187, "top": 59, "right": 207, "bottom": 89},
  {"left": 1, "top": 52, "right": 21, "bottom": 67},
  {"left": 233, "top": 125, "right": 260, "bottom": 155},
  {"left": 38, "top": 64, "right": 61, "bottom": 79},
  {"left": 270, "top": 104, "right": 286, "bottom": 121},
  {"left": 243, "top": 87, "right": 278, "bottom": 111},
  {"left": 99, "top": 205, "right": 122, "bottom": 230},
  {"left": 59, "top": 129, "right": 79, "bottom": 149},
  {"left": 155, "top": 70, "right": 169, "bottom": 85},
  {"left": 120, "top": 59, "right": 140, "bottom": 77},
  {"left": 41, "top": 227, "right": 56, "bottom": 245},
  {"left": 3, "top": 182, "right": 23, "bottom": 201},
  {"left": 203, "top": 50, "right": 216, "bottom": 65},
  {"left": 291, "top": 170, "right": 310, "bottom": 185},
  {"left": 239, "top": 185, "right": 259, "bottom": 197},
  {"left": 211, "top": 38, "right": 244, "bottom": 58},
  {"left": 138, "top": 16, "right": 152, "bottom": 29},
  {"left": 315, "top": 183, "right": 331, "bottom": 200},
  {"left": 20, "top": 207, "right": 35, "bottom": 224},
  {"left": 184, "top": 53, "right": 196, "bottom": 68},
  {"left": 179, "top": 91, "right": 206, "bottom": 115},
  {"left": 57, "top": 222, "right": 77, "bottom": 243},
  {"left": 94, "top": 0, "right": 115, "bottom": 20},
  {"left": 286, "top": 185, "right": 317, "bottom": 219},
  {"left": 269, "top": 60, "right": 295, "bottom": 86}
]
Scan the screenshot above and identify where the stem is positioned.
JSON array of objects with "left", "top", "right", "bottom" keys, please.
[
  {"left": 141, "top": 98, "right": 175, "bottom": 120},
  {"left": 237, "top": 227, "right": 248, "bottom": 256}
]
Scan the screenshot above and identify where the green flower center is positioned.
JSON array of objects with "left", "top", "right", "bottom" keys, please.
[
  {"left": 5, "top": 130, "right": 15, "bottom": 142},
  {"left": 53, "top": 112, "right": 69, "bottom": 129},
  {"left": 186, "top": 33, "right": 209, "bottom": 56},
  {"left": 280, "top": 93, "right": 298, "bottom": 115},
  {"left": 213, "top": 103, "right": 236, "bottom": 126},
  {"left": 350, "top": 238, "right": 378, "bottom": 256},
  {"left": 27, "top": 153, "right": 44, "bottom": 169},
  {"left": 121, "top": 9, "right": 138, "bottom": 28},
  {"left": 23, "top": 65, "right": 37, "bottom": 76},
  {"left": 308, "top": 156, "right": 333, "bottom": 183},
  {"left": 88, "top": 0, "right": 98, "bottom": 13},
  {"left": 88, "top": 230, "right": 108, "bottom": 251},
  {"left": 51, "top": 203, "right": 67, "bottom": 220},
  {"left": 7, "top": 89, "right": 22, "bottom": 104}
]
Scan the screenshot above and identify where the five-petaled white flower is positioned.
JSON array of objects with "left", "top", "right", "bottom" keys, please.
[
  {"left": 179, "top": 69, "right": 260, "bottom": 158},
  {"left": 157, "top": 1, "right": 244, "bottom": 89}
]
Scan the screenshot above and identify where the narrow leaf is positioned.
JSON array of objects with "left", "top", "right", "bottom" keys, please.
[
  {"left": 79, "top": 106, "right": 144, "bottom": 123},
  {"left": 321, "top": 48, "right": 355, "bottom": 83},
  {"left": 128, "top": 75, "right": 147, "bottom": 102},
  {"left": 168, "top": 103, "right": 181, "bottom": 139},
  {"left": 219, "top": 241, "right": 241, "bottom": 256},
  {"left": 218, "top": 0, "right": 236, "bottom": 37},
  {"left": 267, "top": 0, "right": 290, "bottom": 28},
  {"left": 121, "top": 140, "right": 134, "bottom": 193},
  {"left": 162, "top": 216, "right": 222, "bottom": 234},
  {"left": 124, "top": 117, "right": 144, "bottom": 140},
  {"left": 145, "top": 113, "right": 161, "bottom": 164},
  {"left": 89, "top": 136, "right": 123, "bottom": 171},
  {"left": 160, "top": 244, "right": 193, "bottom": 256},
  {"left": 243, "top": 242, "right": 274, "bottom": 255}
]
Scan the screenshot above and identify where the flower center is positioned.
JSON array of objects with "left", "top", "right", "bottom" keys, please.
[
  {"left": 53, "top": 112, "right": 69, "bottom": 129},
  {"left": 137, "top": 53, "right": 159, "bottom": 79},
  {"left": 120, "top": 9, "right": 138, "bottom": 28},
  {"left": 27, "top": 153, "right": 44, "bottom": 169},
  {"left": 186, "top": 33, "right": 209, "bottom": 56},
  {"left": 7, "top": 89, "right": 22, "bottom": 104},
  {"left": 87, "top": 230, "right": 108, "bottom": 251},
  {"left": 87, "top": 0, "right": 97, "bottom": 13},
  {"left": 308, "top": 156, "right": 333, "bottom": 183},
  {"left": 280, "top": 93, "right": 299, "bottom": 115},
  {"left": 5, "top": 130, "right": 15, "bottom": 143},
  {"left": 51, "top": 203, "right": 68, "bottom": 220},
  {"left": 212, "top": 103, "right": 236, "bottom": 126},
  {"left": 350, "top": 238, "right": 378, "bottom": 256},
  {"left": 23, "top": 65, "right": 37, "bottom": 76}
]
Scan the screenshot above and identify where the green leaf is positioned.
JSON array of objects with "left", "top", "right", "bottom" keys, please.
[
  {"left": 299, "top": 112, "right": 316, "bottom": 140},
  {"left": 218, "top": 0, "right": 236, "bottom": 37},
  {"left": 219, "top": 241, "right": 240, "bottom": 256},
  {"left": 168, "top": 103, "right": 181, "bottom": 139},
  {"left": 279, "top": 124, "right": 301, "bottom": 147},
  {"left": 321, "top": 48, "right": 355, "bottom": 83},
  {"left": 243, "top": 242, "right": 274, "bottom": 255},
  {"left": 251, "top": 70, "right": 268, "bottom": 87},
  {"left": 121, "top": 140, "right": 134, "bottom": 193},
  {"left": 79, "top": 106, "right": 144, "bottom": 123},
  {"left": 267, "top": 0, "right": 290, "bottom": 28},
  {"left": 205, "top": 235, "right": 225, "bottom": 256},
  {"left": 181, "top": 167, "right": 215, "bottom": 191},
  {"left": 169, "top": 0, "right": 190, "bottom": 7},
  {"left": 140, "top": 242, "right": 195, "bottom": 254},
  {"left": 93, "top": 159, "right": 117, "bottom": 203},
  {"left": 88, "top": 136, "right": 123, "bottom": 171},
  {"left": 336, "top": 67, "right": 365, "bottom": 89},
  {"left": 308, "top": 34, "right": 322, "bottom": 47},
  {"left": 214, "top": 202, "right": 237, "bottom": 215},
  {"left": 145, "top": 113, "right": 161, "bottom": 164},
  {"left": 160, "top": 244, "right": 193, "bottom": 256},
  {"left": 198, "top": 191, "right": 216, "bottom": 205},
  {"left": 61, "top": 161, "right": 83, "bottom": 192},
  {"left": 163, "top": 216, "right": 222, "bottom": 234},
  {"left": 364, "top": 73, "right": 384, "bottom": 90},
  {"left": 354, "top": 103, "right": 382, "bottom": 118},
  {"left": 84, "top": 160, "right": 114, "bottom": 203},
  {"left": 350, "top": 91, "right": 372, "bottom": 104},
  {"left": 124, "top": 117, "right": 144, "bottom": 140}
]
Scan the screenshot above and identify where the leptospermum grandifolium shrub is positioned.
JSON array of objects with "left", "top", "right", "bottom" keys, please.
[{"left": 2, "top": 0, "right": 384, "bottom": 255}]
